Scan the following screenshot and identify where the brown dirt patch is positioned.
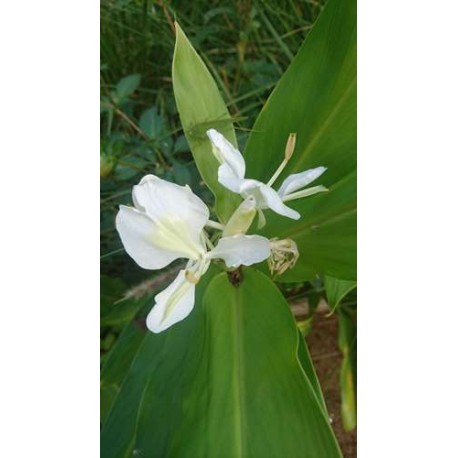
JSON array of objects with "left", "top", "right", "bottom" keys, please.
[{"left": 306, "top": 313, "right": 357, "bottom": 458}]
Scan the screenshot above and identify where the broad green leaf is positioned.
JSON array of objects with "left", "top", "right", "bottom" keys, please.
[
  {"left": 338, "top": 306, "right": 357, "bottom": 431},
  {"left": 244, "top": 0, "right": 356, "bottom": 281},
  {"left": 296, "top": 329, "right": 329, "bottom": 416},
  {"left": 101, "top": 267, "right": 342, "bottom": 457},
  {"left": 100, "top": 268, "right": 218, "bottom": 458},
  {"left": 324, "top": 275, "right": 357, "bottom": 313},
  {"left": 100, "top": 315, "right": 148, "bottom": 424},
  {"left": 100, "top": 275, "right": 150, "bottom": 327},
  {"left": 170, "top": 268, "right": 340, "bottom": 457},
  {"left": 172, "top": 22, "right": 241, "bottom": 222}
]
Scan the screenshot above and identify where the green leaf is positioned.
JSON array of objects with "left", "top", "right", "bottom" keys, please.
[
  {"left": 138, "top": 106, "right": 166, "bottom": 140},
  {"left": 338, "top": 306, "right": 357, "bottom": 431},
  {"left": 101, "top": 268, "right": 342, "bottom": 457},
  {"left": 115, "top": 73, "right": 141, "bottom": 101},
  {"left": 296, "top": 329, "right": 329, "bottom": 416},
  {"left": 244, "top": 0, "right": 356, "bottom": 281},
  {"left": 171, "top": 268, "right": 340, "bottom": 457},
  {"left": 324, "top": 275, "right": 357, "bottom": 313},
  {"left": 100, "top": 316, "right": 148, "bottom": 425},
  {"left": 100, "top": 268, "right": 218, "bottom": 458},
  {"left": 172, "top": 22, "right": 241, "bottom": 222}
]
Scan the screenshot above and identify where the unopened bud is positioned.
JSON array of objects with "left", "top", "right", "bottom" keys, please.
[
  {"left": 284, "top": 133, "right": 296, "bottom": 160},
  {"left": 222, "top": 196, "right": 256, "bottom": 237}
]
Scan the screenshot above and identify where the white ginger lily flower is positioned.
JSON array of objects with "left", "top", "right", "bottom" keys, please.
[
  {"left": 206, "top": 129, "right": 328, "bottom": 222},
  {"left": 115, "top": 175, "right": 270, "bottom": 333}
]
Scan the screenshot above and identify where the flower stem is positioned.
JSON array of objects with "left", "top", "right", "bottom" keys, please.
[{"left": 266, "top": 158, "right": 288, "bottom": 188}]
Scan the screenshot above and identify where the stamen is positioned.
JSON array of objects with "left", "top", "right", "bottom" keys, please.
[
  {"left": 266, "top": 132, "right": 296, "bottom": 187},
  {"left": 284, "top": 133, "right": 296, "bottom": 160}
]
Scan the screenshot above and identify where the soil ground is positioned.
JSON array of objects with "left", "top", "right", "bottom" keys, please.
[{"left": 306, "top": 313, "right": 357, "bottom": 458}]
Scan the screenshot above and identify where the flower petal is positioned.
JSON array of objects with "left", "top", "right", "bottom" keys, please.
[
  {"left": 207, "top": 234, "right": 271, "bottom": 267},
  {"left": 132, "top": 174, "right": 209, "bottom": 237},
  {"left": 207, "top": 129, "right": 245, "bottom": 179},
  {"left": 130, "top": 175, "right": 208, "bottom": 258},
  {"left": 277, "top": 166, "right": 327, "bottom": 197},
  {"left": 146, "top": 270, "right": 195, "bottom": 333},
  {"left": 240, "top": 180, "right": 300, "bottom": 220},
  {"left": 218, "top": 163, "right": 244, "bottom": 193},
  {"left": 116, "top": 206, "right": 182, "bottom": 269}
]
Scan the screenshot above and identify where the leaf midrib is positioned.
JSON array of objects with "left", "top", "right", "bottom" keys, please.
[{"left": 232, "top": 287, "right": 246, "bottom": 458}]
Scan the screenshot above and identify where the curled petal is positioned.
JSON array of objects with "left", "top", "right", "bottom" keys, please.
[
  {"left": 207, "top": 129, "right": 245, "bottom": 180},
  {"left": 218, "top": 163, "right": 244, "bottom": 193},
  {"left": 146, "top": 270, "right": 195, "bottom": 333},
  {"left": 132, "top": 174, "right": 209, "bottom": 239},
  {"left": 207, "top": 234, "right": 271, "bottom": 268},
  {"left": 240, "top": 180, "right": 300, "bottom": 220},
  {"left": 277, "top": 166, "right": 327, "bottom": 197},
  {"left": 116, "top": 205, "right": 190, "bottom": 269}
]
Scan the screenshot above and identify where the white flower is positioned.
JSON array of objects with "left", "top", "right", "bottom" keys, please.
[
  {"left": 116, "top": 174, "right": 271, "bottom": 333},
  {"left": 206, "top": 129, "right": 328, "bottom": 221}
]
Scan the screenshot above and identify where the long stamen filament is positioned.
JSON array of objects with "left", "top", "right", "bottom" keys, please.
[
  {"left": 266, "top": 158, "right": 288, "bottom": 187},
  {"left": 266, "top": 132, "right": 296, "bottom": 187}
]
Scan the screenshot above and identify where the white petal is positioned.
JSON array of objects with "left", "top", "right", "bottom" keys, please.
[
  {"left": 240, "top": 180, "right": 300, "bottom": 220},
  {"left": 116, "top": 206, "right": 181, "bottom": 269},
  {"left": 207, "top": 129, "right": 245, "bottom": 179},
  {"left": 218, "top": 163, "right": 244, "bottom": 193},
  {"left": 277, "top": 166, "right": 327, "bottom": 197},
  {"left": 132, "top": 174, "right": 209, "bottom": 237},
  {"left": 207, "top": 234, "right": 271, "bottom": 267},
  {"left": 146, "top": 270, "right": 195, "bottom": 333},
  {"left": 130, "top": 175, "right": 208, "bottom": 258}
]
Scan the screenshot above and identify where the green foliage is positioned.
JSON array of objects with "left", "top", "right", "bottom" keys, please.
[
  {"left": 172, "top": 22, "right": 241, "bottom": 222},
  {"left": 338, "top": 306, "right": 357, "bottom": 431},
  {"left": 244, "top": 0, "right": 357, "bottom": 281},
  {"left": 101, "top": 268, "right": 342, "bottom": 457},
  {"left": 325, "top": 276, "right": 357, "bottom": 313}
]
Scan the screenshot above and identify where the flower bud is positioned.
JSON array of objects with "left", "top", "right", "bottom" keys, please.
[{"left": 222, "top": 196, "right": 256, "bottom": 237}]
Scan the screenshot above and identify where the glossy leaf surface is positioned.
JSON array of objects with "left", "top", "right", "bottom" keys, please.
[
  {"left": 244, "top": 0, "right": 356, "bottom": 281},
  {"left": 101, "top": 268, "right": 342, "bottom": 457},
  {"left": 325, "top": 275, "right": 357, "bottom": 313},
  {"left": 172, "top": 22, "right": 241, "bottom": 222}
]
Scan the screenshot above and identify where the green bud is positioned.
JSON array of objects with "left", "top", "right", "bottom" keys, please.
[{"left": 222, "top": 196, "right": 256, "bottom": 237}]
